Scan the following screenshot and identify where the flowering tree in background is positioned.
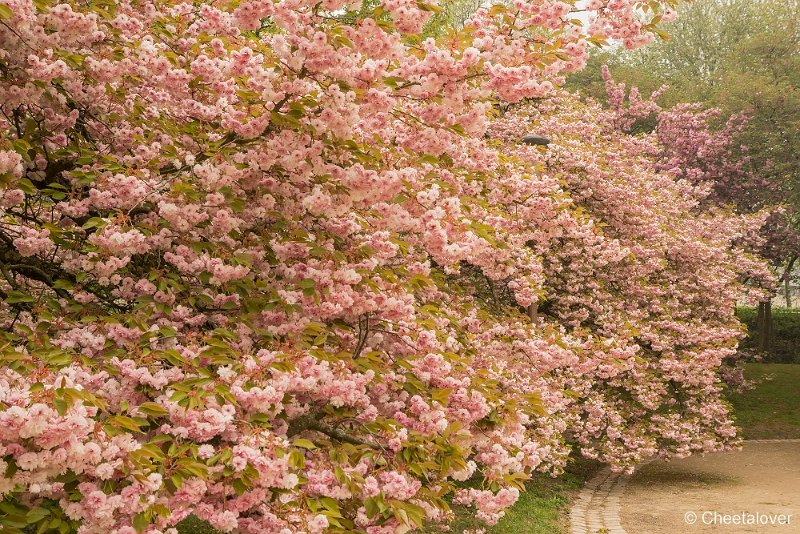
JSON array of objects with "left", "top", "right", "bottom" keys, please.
[
  {"left": 492, "top": 91, "right": 772, "bottom": 459},
  {"left": 0, "top": 0, "right": 773, "bottom": 533},
  {"left": 602, "top": 65, "right": 780, "bottom": 222},
  {"left": 573, "top": 0, "right": 800, "bottom": 312},
  {"left": 602, "top": 67, "right": 787, "bottom": 351}
]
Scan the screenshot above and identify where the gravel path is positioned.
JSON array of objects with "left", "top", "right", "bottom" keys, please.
[{"left": 570, "top": 440, "right": 800, "bottom": 534}]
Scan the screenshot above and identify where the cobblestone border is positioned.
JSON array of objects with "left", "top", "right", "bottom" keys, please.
[
  {"left": 569, "top": 462, "right": 650, "bottom": 534},
  {"left": 569, "top": 440, "right": 800, "bottom": 534}
]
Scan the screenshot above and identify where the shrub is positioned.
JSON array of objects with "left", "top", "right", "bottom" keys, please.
[{"left": 737, "top": 307, "right": 800, "bottom": 363}]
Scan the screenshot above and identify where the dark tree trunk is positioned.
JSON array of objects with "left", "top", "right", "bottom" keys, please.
[
  {"left": 528, "top": 302, "right": 539, "bottom": 322},
  {"left": 756, "top": 300, "right": 773, "bottom": 353},
  {"left": 783, "top": 256, "right": 797, "bottom": 308}
]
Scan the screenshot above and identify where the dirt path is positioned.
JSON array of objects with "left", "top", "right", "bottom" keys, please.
[{"left": 620, "top": 441, "right": 800, "bottom": 534}]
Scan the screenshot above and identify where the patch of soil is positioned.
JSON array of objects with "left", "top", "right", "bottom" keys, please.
[{"left": 620, "top": 442, "right": 800, "bottom": 533}]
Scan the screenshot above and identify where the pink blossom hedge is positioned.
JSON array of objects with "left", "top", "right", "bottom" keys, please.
[{"left": 0, "top": 0, "right": 771, "bottom": 533}]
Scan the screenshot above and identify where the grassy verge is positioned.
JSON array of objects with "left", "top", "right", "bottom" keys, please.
[
  {"left": 177, "top": 516, "right": 217, "bottom": 534},
  {"left": 727, "top": 362, "right": 800, "bottom": 440},
  {"left": 439, "top": 458, "right": 601, "bottom": 534}
]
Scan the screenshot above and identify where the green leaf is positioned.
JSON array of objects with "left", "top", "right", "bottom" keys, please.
[
  {"left": 288, "top": 450, "right": 305, "bottom": 469},
  {"left": 249, "top": 412, "right": 272, "bottom": 425},
  {"left": 364, "top": 497, "right": 379, "bottom": 518},
  {"left": 5, "top": 291, "right": 36, "bottom": 304},
  {"left": 81, "top": 217, "right": 105, "bottom": 230},
  {"left": 52, "top": 397, "right": 68, "bottom": 415},
  {"left": 488, "top": 3, "right": 506, "bottom": 16},
  {"left": 176, "top": 458, "right": 209, "bottom": 478},
  {"left": 52, "top": 279, "right": 74, "bottom": 290},
  {"left": 292, "top": 438, "right": 317, "bottom": 450},
  {"left": 131, "top": 446, "right": 164, "bottom": 465},
  {"left": 232, "top": 478, "right": 248, "bottom": 495},
  {"left": 0, "top": 4, "right": 13, "bottom": 20},
  {"left": 431, "top": 388, "right": 452, "bottom": 406},
  {"left": 25, "top": 507, "right": 50, "bottom": 524},
  {"left": 137, "top": 402, "right": 168, "bottom": 417},
  {"left": 298, "top": 278, "right": 315, "bottom": 289},
  {"left": 170, "top": 474, "right": 184, "bottom": 490},
  {"left": 416, "top": 1, "right": 442, "bottom": 12},
  {"left": 132, "top": 512, "right": 149, "bottom": 533},
  {"left": 106, "top": 415, "right": 148, "bottom": 433},
  {"left": 320, "top": 497, "right": 342, "bottom": 516}
]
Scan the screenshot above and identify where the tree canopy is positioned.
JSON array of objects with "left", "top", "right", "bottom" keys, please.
[{"left": 570, "top": 0, "right": 800, "bottom": 268}]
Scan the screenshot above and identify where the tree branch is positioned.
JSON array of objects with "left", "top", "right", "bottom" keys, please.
[
  {"left": 286, "top": 412, "right": 381, "bottom": 449},
  {"left": 309, "top": 421, "right": 381, "bottom": 449},
  {"left": 352, "top": 313, "right": 370, "bottom": 359},
  {"left": 7, "top": 263, "right": 70, "bottom": 299}
]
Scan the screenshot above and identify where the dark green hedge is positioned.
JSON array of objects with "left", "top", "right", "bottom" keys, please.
[{"left": 737, "top": 307, "right": 800, "bottom": 363}]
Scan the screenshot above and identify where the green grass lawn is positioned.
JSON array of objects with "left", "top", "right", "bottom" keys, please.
[
  {"left": 177, "top": 516, "right": 217, "bottom": 534},
  {"left": 436, "top": 458, "right": 601, "bottom": 534},
  {"left": 727, "top": 362, "right": 800, "bottom": 440}
]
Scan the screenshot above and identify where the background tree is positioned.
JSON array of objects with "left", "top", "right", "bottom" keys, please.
[{"left": 568, "top": 0, "right": 800, "bottom": 355}]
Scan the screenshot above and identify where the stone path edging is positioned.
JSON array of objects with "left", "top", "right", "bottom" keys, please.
[
  {"left": 569, "top": 461, "right": 652, "bottom": 534},
  {"left": 569, "top": 440, "right": 800, "bottom": 534}
]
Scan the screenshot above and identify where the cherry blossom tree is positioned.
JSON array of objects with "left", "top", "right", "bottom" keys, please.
[
  {"left": 601, "top": 66, "right": 787, "bottom": 351},
  {"left": 0, "top": 0, "right": 772, "bottom": 533},
  {"left": 575, "top": 0, "right": 800, "bottom": 309},
  {"left": 491, "top": 90, "right": 772, "bottom": 461}
]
